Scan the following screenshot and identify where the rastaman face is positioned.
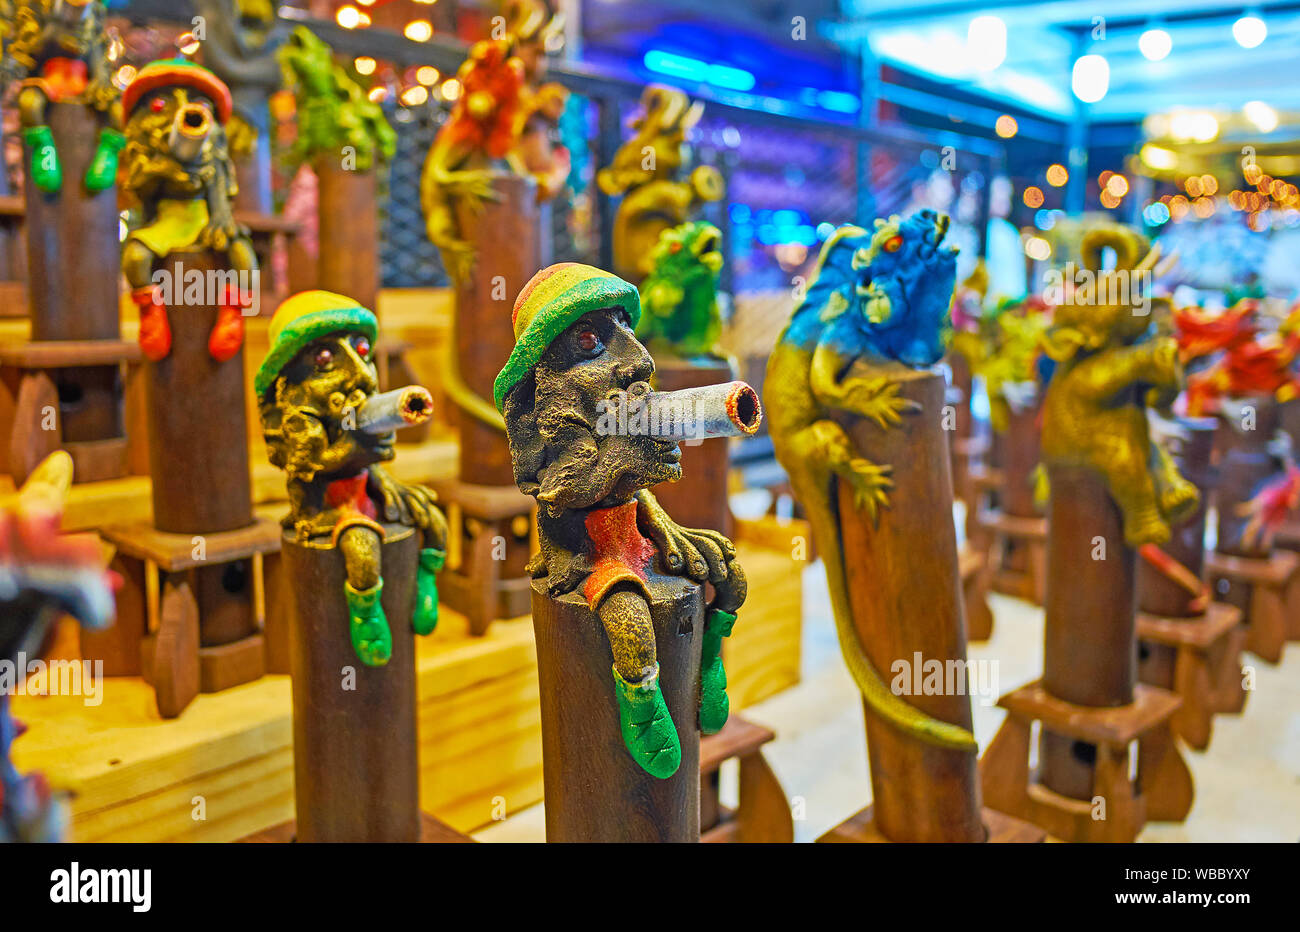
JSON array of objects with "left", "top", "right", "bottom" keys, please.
[
  {"left": 276, "top": 330, "right": 392, "bottom": 473},
  {"left": 526, "top": 307, "right": 683, "bottom": 512}
]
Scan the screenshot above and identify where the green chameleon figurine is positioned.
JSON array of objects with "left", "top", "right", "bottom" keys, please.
[
  {"left": 278, "top": 25, "right": 395, "bottom": 173},
  {"left": 765, "top": 210, "right": 977, "bottom": 752},
  {"left": 636, "top": 220, "right": 724, "bottom": 358}
]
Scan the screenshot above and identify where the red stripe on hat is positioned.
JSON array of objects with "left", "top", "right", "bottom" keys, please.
[{"left": 512, "top": 262, "right": 582, "bottom": 330}]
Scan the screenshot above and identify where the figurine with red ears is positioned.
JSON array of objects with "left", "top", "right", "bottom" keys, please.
[
  {"left": 1, "top": 452, "right": 115, "bottom": 842},
  {"left": 118, "top": 58, "right": 257, "bottom": 363}
]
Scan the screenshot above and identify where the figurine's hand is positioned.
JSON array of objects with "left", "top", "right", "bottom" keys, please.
[
  {"left": 371, "top": 468, "right": 447, "bottom": 545},
  {"left": 840, "top": 376, "right": 921, "bottom": 428},
  {"left": 634, "top": 489, "right": 737, "bottom": 582},
  {"left": 198, "top": 215, "right": 240, "bottom": 253}
]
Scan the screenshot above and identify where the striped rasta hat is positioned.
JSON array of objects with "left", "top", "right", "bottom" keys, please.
[
  {"left": 492, "top": 263, "right": 641, "bottom": 411},
  {"left": 122, "top": 58, "right": 233, "bottom": 123},
  {"left": 254, "top": 291, "right": 378, "bottom": 398}
]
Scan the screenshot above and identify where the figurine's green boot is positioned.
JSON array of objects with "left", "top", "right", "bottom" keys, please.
[
  {"left": 699, "top": 608, "right": 736, "bottom": 735},
  {"left": 614, "top": 665, "right": 681, "bottom": 779},
  {"left": 84, "top": 128, "right": 125, "bottom": 193},
  {"left": 22, "top": 126, "right": 62, "bottom": 193},
  {"left": 412, "top": 547, "right": 445, "bottom": 636},
  {"left": 345, "top": 580, "right": 392, "bottom": 666}
]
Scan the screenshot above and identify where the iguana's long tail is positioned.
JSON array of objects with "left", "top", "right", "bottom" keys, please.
[{"left": 800, "top": 470, "right": 978, "bottom": 752}]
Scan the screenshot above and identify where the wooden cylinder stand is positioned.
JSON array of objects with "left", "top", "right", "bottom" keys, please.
[
  {"left": 1207, "top": 398, "right": 1299, "bottom": 663},
  {"left": 453, "top": 172, "right": 545, "bottom": 485},
  {"left": 2, "top": 102, "right": 131, "bottom": 484},
  {"left": 316, "top": 161, "right": 380, "bottom": 311},
  {"left": 281, "top": 526, "right": 420, "bottom": 842},
  {"left": 436, "top": 174, "right": 549, "bottom": 634},
  {"left": 531, "top": 572, "right": 703, "bottom": 842},
  {"left": 649, "top": 355, "right": 737, "bottom": 538},
  {"left": 981, "top": 466, "right": 1193, "bottom": 842},
  {"left": 1136, "top": 419, "right": 1246, "bottom": 749},
  {"left": 819, "top": 369, "right": 1026, "bottom": 843},
  {"left": 981, "top": 398, "right": 1047, "bottom": 603},
  {"left": 144, "top": 251, "right": 253, "bottom": 534}
]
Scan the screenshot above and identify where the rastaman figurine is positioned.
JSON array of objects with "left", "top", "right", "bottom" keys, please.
[
  {"left": 256, "top": 291, "right": 448, "bottom": 667},
  {"left": 595, "top": 85, "right": 724, "bottom": 284},
  {"left": 766, "top": 210, "right": 977, "bottom": 751},
  {"left": 496, "top": 263, "right": 756, "bottom": 777},
  {"left": 0, "top": 0, "right": 123, "bottom": 193},
  {"left": 1, "top": 452, "right": 114, "bottom": 842},
  {"left": 118, "top": 58, "right": 257, "bottom": 362},
  {"left": 636, "top": 220, "right": 724, "bottom": 359},
  {"left": 1040, "top": 228, "right": 1198, "bottom": 547}
]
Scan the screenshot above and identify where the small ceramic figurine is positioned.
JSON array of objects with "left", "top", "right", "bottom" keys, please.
[
  {"left": 277, "top": 26, "right": 395, "bottom": 174},
  {"left": 496, "top": 263, "right": 757, "bottom": 777},
  {"left": 1039, "top": 228, "right": 1198, "bottom": 546},
  {"left": 118, "top": 58, "right": 257, "bottom": 363},
  {"left": 0, "top": 0, "right": 123, "bottom": 193},
  {"left": 502, "top": 0, "right": 569, "bottom": 201},
  {"left": 766, "top": 210, "right": 977, "bottom": 751},
  {"left": 256, "top": 291, "right": 448, "bottom": 667},
  {"left": 636, "top": 220, "right": 724, "bottom": 358},
  {"left": 194, "top": 0, "right": 291, "bottom": 169},
  {"left": 595, "top": 85, "right": 724, "bottom": 283},
  {"left": 1, "top": 452, "right": 114, "bottom": 842},
  {"left": 420, "top": 38, "right": 525, "bottom": 284}
]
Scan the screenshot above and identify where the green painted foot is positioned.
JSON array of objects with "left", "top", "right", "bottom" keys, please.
[
  {"left": 699, "top": 608, "right": 736, "bottom": 735},
  {"left": 412, "top": 547, "right": 445, "bottom": 636},
  {"left": 22, "top": 126, "right": 62, "bottom": 193},
  {"left": 345, "top": 580, "right": 392, "bottom": 666},
  {"left": 83, "top": 128, "right": 125, "bottom": 192},
  {"left": 614, "top": 665, "right": 681, "bottom": 779}
]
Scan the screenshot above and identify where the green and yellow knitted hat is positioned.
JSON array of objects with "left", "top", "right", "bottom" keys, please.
[
  {"left": 254, "top": 290, "right": 378, "bottom": 398},
  {"left": 493, "top": 263, "right": 641, "bottom": 411}
]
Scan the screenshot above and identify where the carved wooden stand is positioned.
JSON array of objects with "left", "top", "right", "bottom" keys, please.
[
  {"left": 959, "top": 543, "right": 994, "bottom": 642},
  {"left": 81, "top": 251, "right": 270, "bottom": 718},
  {"left": 316, "top": 161, "right": 381, "bottom": 311},
  {"left": 700, "top": 714, "right": 793, "bottom": 843},
  {"left": 817, "top": 369, "right": 1042, "bottom": 843},
  {"left": 1207, "top": 399, "right": 1299, "bottom": 663},
  {"left": 979, "top": 401, "right": 1047, "bottom": 603},
  {"left": 981, "top": 466, "right": 1193, "bottom": 843},
  {"left": 531, "top": 572, "right": 703, "bottom": 842},
  {"left": 650, "top": 355, "right": 738, "bottom": 538},
  {"left": 947, "top": 352, "right": 975, "bottom": 508},
  {"left": 0, "top": 102, "right": 136, "bottom": 485},
  {"left": 243, "top": 526, "right": 470, "bottom": 843},
  {"left": 437, "top": 174, "right": 547, "bottom": 635},
  {"left": 1137, "top": 419, "right": 1246, "bottom": 749}
]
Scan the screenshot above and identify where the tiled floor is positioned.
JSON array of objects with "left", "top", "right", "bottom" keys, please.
[{"left": 476, "top": 560, "right": 1300, "bottom": 843}]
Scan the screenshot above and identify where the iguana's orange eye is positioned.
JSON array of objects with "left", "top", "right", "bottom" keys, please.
[{"left": 884, "top": 235, "right": 903, "bottom": 253}]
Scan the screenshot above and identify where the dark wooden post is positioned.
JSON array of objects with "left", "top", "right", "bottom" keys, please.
[
  {"left": 145, "top": 251, "right": 254, "bottom": 534},
  {"left": 282, "top": 527, "right": 421, "bottom": 842},
  {"left": 1039, "top": 465, "right": 1136, "bottom": 799},
  {"left": 649, "top": 356, "right": 736, "bottom": 538},
  {"left": 316, "top": 161, "right": 380, "bottom": 312},
  {"left": 434, "top": 175, "right": 549, "bottom": 634},
  {"left": 453, "top": 173, "right": 545, "bottom": 485},
  {"left": 1139, "top": 419, "right": 1216, "bottom": 618},
  {"left": 12, "top": 101, "right": 130, "bottom": 484},
  {"left": 531, "top": 573, "right": 703, "bottom": 842},
  {"left": 1214, "top": 397, "right": 1280, "bottom": 560},
  {"left": 828, "top": 369, "right": 983, "bottom": 843}
]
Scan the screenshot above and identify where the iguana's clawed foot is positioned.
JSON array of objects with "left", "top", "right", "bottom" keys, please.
[
  {"left": 844, "top": 458, "right": 894, "bottom": 521},
  {"left": 1159, "top": 475, "right": 1199, "bottom": 525},
  {"left": 840, "top": 376, "right": 920, "bottom": 429}
]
